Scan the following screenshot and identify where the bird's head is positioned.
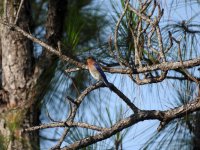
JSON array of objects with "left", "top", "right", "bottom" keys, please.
[{"left": 86, "top": 57, "right": 96, "bottom": 65}]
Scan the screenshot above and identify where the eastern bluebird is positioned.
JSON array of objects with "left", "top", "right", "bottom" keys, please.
[{"left": 87, "top": 57, "right": 110, "bottom": 88}]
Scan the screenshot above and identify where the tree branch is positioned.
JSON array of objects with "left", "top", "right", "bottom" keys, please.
[
  {"left": 114, "top": 0, "right": 130, "bottom": 67},
  {"left": 50, "top": 82, "right": 104, "bottom": 149},
  {"left": 0, "top": 21, "right": 86, "bottom": 69},
  {"left": 62, "top": 98, "right": 200, "bottom": 150},
  {"left": 105, "top": 58, "right": 200, "bottom": 74},
  {"left": 25, "top": 121, "right": 106, "bottom": 132},
  {"left": 109, "top": 83, "right": 139, "bottom": 112},
  {"left": 14, "top": 0, "right": 24, "bottom": 25},
  {"left": 0, "top": 21, "right": 199, "bottom": 80}
]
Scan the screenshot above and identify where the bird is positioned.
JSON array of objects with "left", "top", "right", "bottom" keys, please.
[{"left": 87, "top": 57, "right": 110, "bottom": 88}]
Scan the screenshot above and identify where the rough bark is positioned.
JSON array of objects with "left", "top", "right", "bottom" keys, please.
[
  {"left": 0, "top": 0, "right": 38, "bottom": 149},
  {"left": 0, "top": 31, "right": 2, "bottom": 90},
  {"left": 1, "top": 0, "right": 34, "bottom": 108}
]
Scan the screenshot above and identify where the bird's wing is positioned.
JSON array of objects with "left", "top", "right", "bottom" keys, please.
[{"left": 94, "top": 63, "right": 109, "bottom": 84}]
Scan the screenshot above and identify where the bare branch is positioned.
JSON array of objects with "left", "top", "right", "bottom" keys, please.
[
  {"left": 114, "top": 0, "right": 130, "bottom": 67},
  {"left": 104, "top": 58, "right": 200, "bottom": 75},
  {"left": 172, "top": 36, "right": 199, "bottom": 84},
  {"left": 156, "top": 26, "right": 166, "bottom": 62},
  {"left": 164, "top": 31, "right": 173, "bottom": 53},
  {"left": 14, "top": 0, "right": 24, "bottom": 24},
  {"left": 25, "top": 121, "right": 105, "bottom": 132},
  {"left": 134, "top": 70, "right": 168, "bottom": 85},
  {"left": 0, "top": 21, "right": 199, "bottom": 85},
  {"left": 62, "top": 98, "right": 200, "bottom": 150},
  {"left": 65, "top": 68, "right": 82, "bottom": 73},
  {"left": 50, "top": 82, "right": 103, "bottom": 149},
  {"left": 128, "top": 3, "right": 153, "bottom": 25},
  {"left": 109, "top": 83, "right": 139, "bottom": 112},
  {"left": 0, "top": 21, "right": 86, "bottom": 69}
]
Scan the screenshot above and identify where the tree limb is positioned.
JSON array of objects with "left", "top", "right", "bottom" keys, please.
[
  {"left": 0, "top": 21, "right": 86, "bottom": 69},
  {"left": 25, "top": 121, "right": 106, "bottom": 132},
  {"left": 0, "top": 21, "right": 200, "bottom": 80},
  {"left": 62, "top": 98, "right": 200, "bottom": 150}
]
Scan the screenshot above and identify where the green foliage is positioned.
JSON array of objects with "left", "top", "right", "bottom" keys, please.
[
  {"left": 62, "top": 0, "right": 108, "bottom": 54},
  {"left": 5, "top": 110, "right": 25, "bottom": 134},
  {"left": 0, "top": 133, "right": 7, "bottom": 150},
  {"left": 64, "top": 7, "right": 84, "bottom": 51}
]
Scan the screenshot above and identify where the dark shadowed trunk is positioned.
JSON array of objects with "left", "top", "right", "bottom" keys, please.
[{"left": 36, "top": 0, "right": 68, "bottom": 100}]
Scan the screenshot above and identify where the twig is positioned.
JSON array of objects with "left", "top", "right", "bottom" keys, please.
[
  {"left": 51, "top": 128, "right": 69, "bottom": 149},
  {"left": 135, "top": 19, "right": 143, "bottom": 67},
  {"left": 141, "top": 0, "right": 152, "bottom": 13},
  {"left": 135, "top": 70, "right": 168, "bottom": 85},
  {"left": 25, "top": 121, "right": 105, "bottom": 132},
  {"left": 147, "top": 27, "right": 159, "bottom": 54},
  {"left": 109, "top": 83, "right": 139, "bottom": 112},
  {"left": 0, "top": 21, "right": 86, "bottom": 69},
  {"left": 14, "top": 0, "right": 24, "bottom": 25},
  {"left": 164, "top": 31, "right": 173, "bottom": 53},
  {"left": 172, "top": 36, "right": 199, "bottom": 84},
  {"left": 158, "top": 97, "right": 200, "bottom": 131},
  {"left": 65, "top": 68, "right": 81, "bottom": 73},
  {"left": 61, "top": 97, "right": 200, "bottom": 150},
  {"left": 128, "top": 3, "right": 153, "bottom": 25},
  {"left": 148, "top": 0, "right": 156, "bottom": 17},
  {"left": 57, "top": 41, "right": 62, "bottom": 55},
  {"left": 46, "top": 107, "right": 61, "bottom": 123},
  {"left": 104, "top": 58, "right": 200, "bottom": 75},
  {"left": 66, "top": 96, "right": 77, "bottom": 105},
  {"left": 114, "top": 0, "right": 130, "bottom": 67},
  {"left": 108, "top": 35, "right": 115, "bottom": 59},
  {"left": 156, "top": 26, "right": 166, "bottom": 62},
  {"left": 1, "top": 21, "right": 200, "bottom": 84},
  {"left": 64, "top": 73, "right": 80, "bottom": 96},
  {"left": 51, "top": 82, "right": 103, "bottom": 149}
]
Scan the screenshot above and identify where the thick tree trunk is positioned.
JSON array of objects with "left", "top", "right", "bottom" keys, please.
[
  {"left": 1, "top": 1, "right": 34, "bottom": 108},
  {"left": 0, "top": 0, "right": 38, "bottom": 149},
  {"left": 0, "top": 0, "right": 67, "bottom": 149}
]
